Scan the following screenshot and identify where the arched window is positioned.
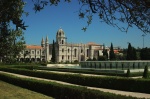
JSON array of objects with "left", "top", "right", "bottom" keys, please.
[
  {"left": 62, "top": 55, "right": 64, "bottom": 60},
  {"left": 59, "top": 33, "right": 61, "bottom": 36},
  {"left": 74, "top": 49, "right": 77, "bottom": 57},
  {"left": 68, "top": 55, "right": 70, "bottom": 60},
  {"left": 62, "top": 48, "right": 64, "bottom": 53},
  {"left": 32, "top": 51, "right": 34, "bottom": 54},
  {"left": 37, "top": 51, "right": 39, "bottom": 54},
  {"left": 68, "top": 49, "right": 70, "bottom": 53},
  {"left": 81, "top": 49, "right": 83, "bottom": 53},
  {"left": 62, "top": 40, "right": 64, "bottom": 44}
]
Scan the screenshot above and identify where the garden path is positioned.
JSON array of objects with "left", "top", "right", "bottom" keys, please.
[{"left": 0, "top": 71, "right": 149, "bottom": 98}]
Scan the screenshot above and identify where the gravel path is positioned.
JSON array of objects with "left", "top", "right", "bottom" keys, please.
[{"left": 0, "top": 71, "right": 149, "bottom": 98}]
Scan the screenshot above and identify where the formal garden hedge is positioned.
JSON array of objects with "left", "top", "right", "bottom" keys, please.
[
  {"left": 0, "top": 65, "right": 144, "bottom": 77},
  {"left": 0, "top": 73, "right": 139, "bottom": 99},
  {"left": 38, "top": 67, "right": 144, "bottom": 77},
  {"left": 0, "top": 67, "right": 150, "bottom": 94}
]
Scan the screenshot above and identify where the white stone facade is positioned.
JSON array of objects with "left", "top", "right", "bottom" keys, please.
[
  {"left": 19, "top": 28, "right": 120, "bottom": 62},
  {"left": 48, "top": 28, "right": 105, "bottom": 62}
]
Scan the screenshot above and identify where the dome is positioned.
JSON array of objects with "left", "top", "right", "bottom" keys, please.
[{"left": 56, "top": 28, "right": 65, "bottom": 37}]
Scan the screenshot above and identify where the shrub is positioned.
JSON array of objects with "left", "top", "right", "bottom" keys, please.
[
  {"left": 65, "top": 61, "right": 70, "bottom": 64},
  {"left": 73, "top": 60, "right": 79, "bottom": 64},
  {"left": 93, "top": 57, "right": 97, "bottom": 61},
  {"left": 86, "top": 58, "right": 92, "bottom": 61},
  {"left": 98, "top": 56, "right": 107, "bottom": 61},
  {"left": 143, "top": 65, "right": 149, "bottom": 78},
  {"left": 41, "top": 62, "right": 47, "bottom": 66},
  {"left": 126, "top": 69, "right": 130, "bottom": 77}
]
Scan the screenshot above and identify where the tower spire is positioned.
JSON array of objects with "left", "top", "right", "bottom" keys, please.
[
  {"left": 46, "top": 36, "right": 49, "bottom": 43},
  {"left": 41, "top": 37, "right": 45, "bottom": 47}
]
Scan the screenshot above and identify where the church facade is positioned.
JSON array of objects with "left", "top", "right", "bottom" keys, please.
[{"left": 19, "top": 28, "right": 115, "bottom": 62}]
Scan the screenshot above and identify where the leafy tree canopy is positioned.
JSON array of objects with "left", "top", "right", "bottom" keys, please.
[
  {"left": 0, "top": 0, "right": 26, "bottom": 61},
  {"left": 32, "top": 0, "right": 150, "bottom": 33},
  {"left": 140, "top": 47, "right": 150, "bottom": 60},
  {"left": 0, "top": 0, "right": 28, "bottom": 30}
]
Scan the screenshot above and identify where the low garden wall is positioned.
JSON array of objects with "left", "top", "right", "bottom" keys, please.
[
  {"left": 47, "top": 64, "right": 79, "bottom": 68},
  {"left": 80, "top": 61, "right": 150, "bottom": 69}
]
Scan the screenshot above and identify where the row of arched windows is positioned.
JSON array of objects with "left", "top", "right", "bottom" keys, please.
[{"left": 61, "top": 48, "right": 89, "bottom": 57}]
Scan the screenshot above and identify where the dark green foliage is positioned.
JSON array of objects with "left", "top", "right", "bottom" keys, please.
[
  {"left": 127, "top": 43, "right": 133, "bottom": 60},
  {"left": 126, "top": 43, "right": 137, "bottom": 60},
  {"left": 109, "top": 43, "right": 115, "bottom": 60},
  {"left": 1, "top": 67, "right": 150, "bottom": 94},
  {"left": 93, "top": 57, "right": 97, "bottom": 61},
  {"left": 102, "top": 45, "right": 108, "bottom": 60},
  {"left": 0, "top": 0, "right": 26, "bottom": 61},
  {"left": 133, "top": 48, "right": 137, "bottom": 60},
  {"left": 86, "top": 58, "right": 92, "bottom": 61},
  {"left": 126, "top": 69, "right": 130, "bottom": 77},
  {"left": 11, "top": 65, "right": 38, "bottom": 70},
  {"left": 73, "top": 60, "right": 79, "bottom": 64},
  {"left": 40, "top": 62, "right": 47, "bottom": 66},
  {"left": 0, "top": 73, "right": 138, "bottom": 99},
  {"left": 140, "top": 47, "right": 150, "bottom": 60},
  {"left": 143, "top": 65, "right": 149, "bottom": 78},
  {"left": 103, "top": 50, "right": 108, "bottom": 58},
  {"left": 98, "top": 56, "right": 107, "bottom": 61},
  {"left": 51, "top": 40, "right": 56, "bottom": 63}
]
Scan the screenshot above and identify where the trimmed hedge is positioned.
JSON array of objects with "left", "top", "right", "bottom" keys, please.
[
  {"left": 2, "top": 65, "right": 143, "bottom": 77},
  {"left": 0, "top": 65, "right": 38, "bottom": 70},
  {"left": 38, "top": 67, "right": 144, "bottom": 77},
  {"left": 0, "top": 73, "right": 138, "bottom": 99},
  {"left": 0, "top": 67, "right": 150, "bottom": 94},
  {"left": 38, "top": 67, "right": 127, "bottom": 77},
  {"left": 11, "top": 65, "right": 38, "bottom": 70}
]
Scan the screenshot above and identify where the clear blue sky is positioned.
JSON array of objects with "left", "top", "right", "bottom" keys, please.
[{"left": 22, "top": 0, "right": 150, "bottom": 48}]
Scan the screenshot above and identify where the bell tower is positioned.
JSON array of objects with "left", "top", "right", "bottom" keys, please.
[
  {"left": 45, "top": 36, "right": 49, "bottom": 62},
  {"left": 56, "top": 28, "right": 66, "bottom": 45}
]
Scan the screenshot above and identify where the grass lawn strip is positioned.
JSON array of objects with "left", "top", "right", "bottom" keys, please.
[
  {"left": 0, "top": 80, "right": 53, "bottom": 99},
  {"left": 0, "top": 71, "right": 149, "bottom": 99}
]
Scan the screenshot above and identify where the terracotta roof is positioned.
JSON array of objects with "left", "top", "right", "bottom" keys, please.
[
  {"left": 26, "top": 45, "right": 42, "bottom": 49},
  {"left": 87, "top": 42, "right": 100, "bottom": 46},
  {"left": 114, "top": 50, "right": 119, "bottom": 53}
]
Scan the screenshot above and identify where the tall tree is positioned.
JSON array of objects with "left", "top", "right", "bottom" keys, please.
[
  {"left": 126, "top": 43, "right": 133, "bottom": 60},
  {"left": 102, "top": 44, "right": 108, "bottom": 60},
  {"left": 126, "top": 43, "right": 137, "bottom": 60},
  {"left": 32, "top": 0, "right": 150, "bottom": 33},
  {"left": 109, "top": 43, "right": 115, "bottom": 60},
  {"left": 0, "top": 0, "right": 27, "bottom": 62},
  {"left": 132, "top": 47, "right": 137, "bottom": 60},
  {"left": 0, "top": 28, "right": 25, "bottom": 62},
  {"left": 51, "top": 40, "right": 56, "bottom": 63},
  {"left": 0, "top": 0, "right": 27, "bottom": 30},
  {"left": 140, "top": 47, "right": 150, "bottom": 60}
]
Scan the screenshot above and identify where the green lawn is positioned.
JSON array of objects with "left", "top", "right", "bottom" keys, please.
[{"left": 0, "top": 80, "right": 53, "bottom": 99}]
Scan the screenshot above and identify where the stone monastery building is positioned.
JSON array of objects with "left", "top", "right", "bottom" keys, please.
[{"left": 19, "top": 28, "right": 119, "bottom": 62}]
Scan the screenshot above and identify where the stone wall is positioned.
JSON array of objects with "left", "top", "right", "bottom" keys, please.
[{"left": 80, "top": 61, "right": 150, "bottom": 69}]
